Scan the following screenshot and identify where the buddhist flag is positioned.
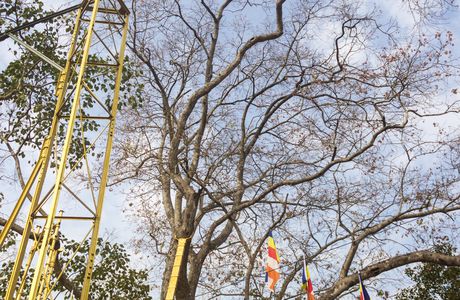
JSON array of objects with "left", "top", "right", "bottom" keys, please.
[
  {"left": 358, "top": 273, "right": 371, "bottom": 300},
  {"left": 265, "top": 231, "right": 280, "bottom": 292},
  {"left": 301, "top": 259, "right": 315, "bottom": 300}
]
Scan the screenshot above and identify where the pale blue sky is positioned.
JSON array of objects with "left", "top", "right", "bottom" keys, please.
[{"left": 1, "top": 1, "right": 460, "bottom": 299}]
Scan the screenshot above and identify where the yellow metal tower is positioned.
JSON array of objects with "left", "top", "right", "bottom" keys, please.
[{"left": 0, "top": 0, "right": 129, "bottom": 299}]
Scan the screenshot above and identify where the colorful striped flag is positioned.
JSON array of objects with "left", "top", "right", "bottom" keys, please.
[
  {"left": 265, "top": 231, "right": 280, "bottom": 292},
  {"left": 358, "top": 273, "right": 371, "bottom": 300},
  {"left": 301, "top": 259, "right": 315, "bottom": 300}
]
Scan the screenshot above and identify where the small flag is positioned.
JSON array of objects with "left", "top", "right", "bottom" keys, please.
[
  {"left": 301, "top": 258, "right": 315, "bottom": 300},
  {"left": 358, "top": 273, "right": 371, "bottom": 300},
  {"left": 265, "top": 231, "right": 280, "bottom": 292}
]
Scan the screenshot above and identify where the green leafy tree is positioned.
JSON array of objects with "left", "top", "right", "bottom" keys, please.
[
  {"left": 0, "top": 233, "right": 152, "bottom": 299},
  {"left": 397, "top": 242, "right": 460, "bottom": 300},
  {"left": 0, "top": 1, "right": 148, "bottom": 298},
  {"left": 0, "top": 0, "right": 143, "bottom": 165},
  {"left": 61, "top": 237, "right": 152, "bottom": 300},
  {"left": 0, "top": 0, "right": 71, "bottom": 153}
]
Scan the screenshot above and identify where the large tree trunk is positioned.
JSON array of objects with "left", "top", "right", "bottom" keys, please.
[
  {"left": 160, "top": 237, "right": 194, "bottom": 300},
  {"left": 160, "top": 237, "right": 177, "bottom": 299},
  {"left": 174, "top": 240, "right": 193, "bottom": 300}
]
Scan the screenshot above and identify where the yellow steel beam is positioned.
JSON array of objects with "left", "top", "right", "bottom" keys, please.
[
  {"left": 7, "top": 33, "right": 63, "bottom": 70},
  {"left": 33, "top": 216, "right": 96, "bottom": 221},
  {"left": 15, "top": 228, "right": 40, "bottom": 300},
  {"left": 80, "top": 12, "right": 130, "bottom": 299},
  {"left": 27, "top": 1, "right": 101, "bottom": 298},
  {"left": 0, "top": 143, "right": 44, "bottom": 246},
  {"left": 44, "top": 227, "right": 93, "bottom": 297},
  {"left": 40, "top": 211, "right": 63, "bottom": 300},
  {"left": 5, "top": 3, "right": 83, "bottom": 294},
  {"left": 165, "top": 238, "right": 188, "bottom": 300}
]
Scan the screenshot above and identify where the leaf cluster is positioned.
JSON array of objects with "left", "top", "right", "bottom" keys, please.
[
  {"left": 0, "top": 234, "right": 152, "bottom": 299},
  {"left": 396, "top": 240, "right": 460, "bottom": 300}
]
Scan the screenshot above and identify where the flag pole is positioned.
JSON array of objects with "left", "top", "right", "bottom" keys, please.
[
  {"left": 303, "top": 256, "right": 307, "bottom": 300},
  {"left": 262, "top": 276, "right": 266, "bottom": 299}
]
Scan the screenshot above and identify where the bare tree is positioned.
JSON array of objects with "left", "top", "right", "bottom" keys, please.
[{"left": 112, "top": 0, "right": 460, "bottom": 298}]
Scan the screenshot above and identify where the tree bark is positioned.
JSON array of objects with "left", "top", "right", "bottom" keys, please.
[{"left": 320, "top": 251, "right": 460, "bottom": 300}]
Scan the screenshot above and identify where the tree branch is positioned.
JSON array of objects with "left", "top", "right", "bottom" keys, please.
[{"left": 321, "top": 251, "right": 460, "bottom": 300}]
